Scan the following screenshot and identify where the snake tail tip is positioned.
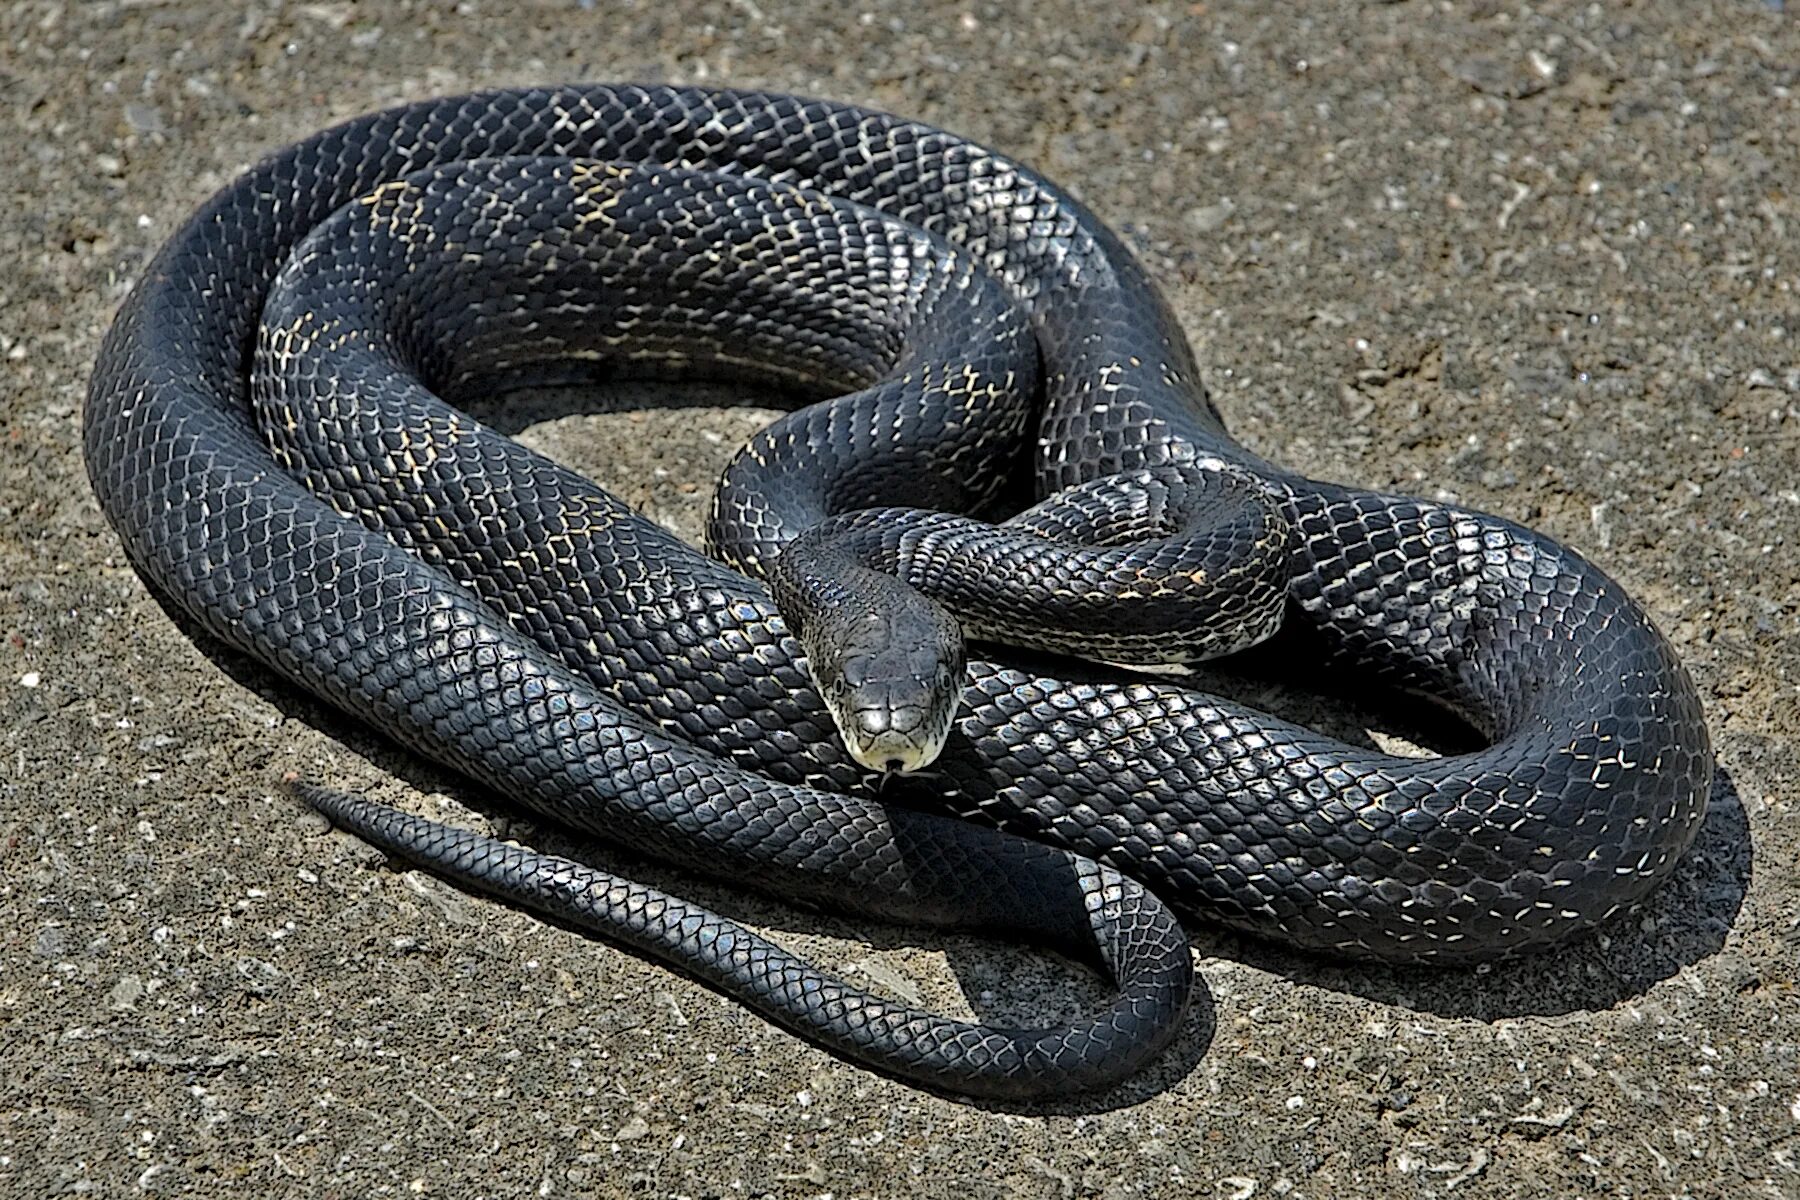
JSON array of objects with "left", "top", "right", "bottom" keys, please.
[{"left": 278, "top": 773, "right": 338, "bottom": 815}]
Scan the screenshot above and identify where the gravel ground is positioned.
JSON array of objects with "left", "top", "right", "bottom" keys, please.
[{"left": 4, "top": 2, "right": 1798, "bottom": 1197}]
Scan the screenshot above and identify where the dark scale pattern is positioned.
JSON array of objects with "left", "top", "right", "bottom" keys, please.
[
  {"left": 782, "top": 464, "right": 1290, "bottom": 667},
  {"left": 291, "top": 783, "right": 1186, "bottom": 1100},
  {"left": 86, "top": 86, "right": 1711, "bottom": 1088}
]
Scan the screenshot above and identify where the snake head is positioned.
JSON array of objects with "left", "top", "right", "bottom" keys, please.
[
  {"left": 771, "top": 531, "right": 966, "bottom": 774},
  {"left": 809, "top": 599, "right": 966, "bottom": 774}
]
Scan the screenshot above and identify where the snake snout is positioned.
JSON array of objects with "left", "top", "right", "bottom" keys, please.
[{"left": 838, "top": 678, "right": 945, "bottom": 774}]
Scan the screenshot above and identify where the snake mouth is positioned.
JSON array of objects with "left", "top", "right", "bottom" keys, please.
[{"left": 837, "top": 709, "right": 952, "bottom": 775}]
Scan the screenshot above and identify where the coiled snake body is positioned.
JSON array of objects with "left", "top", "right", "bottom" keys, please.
[{"left": 85, "top": 85, "right": 1711, "bottom": 1097}]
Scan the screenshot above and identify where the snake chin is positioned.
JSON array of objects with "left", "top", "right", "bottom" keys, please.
[{"left": 846, "top": 729, "right": 938, "bottom": 777}]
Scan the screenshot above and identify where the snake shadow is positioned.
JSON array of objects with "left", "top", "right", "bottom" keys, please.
[
  {"left": 1156, "top": 634, "right": 1752, "bottom": 1022},
  {"left": 151, "top": 590, "right": 1216, "bottom": 1113}
]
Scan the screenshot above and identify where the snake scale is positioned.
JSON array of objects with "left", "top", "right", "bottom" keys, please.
[{"left": 84, "top": 85, "right": 1712, "bottom": 1098}]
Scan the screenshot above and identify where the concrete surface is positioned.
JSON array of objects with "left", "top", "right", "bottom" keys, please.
[{"left": 3, "top": 1, "right": 1797, "bottom": 1196}]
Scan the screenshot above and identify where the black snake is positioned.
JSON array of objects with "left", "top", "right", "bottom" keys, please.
[{"left": 84, "top": 85, "right": 1712, "bottom": 1098}]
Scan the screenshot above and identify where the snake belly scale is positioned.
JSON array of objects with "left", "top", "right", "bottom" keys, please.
[{"left": 85, "top": 85, "right": 1712, "bottom": 1096}]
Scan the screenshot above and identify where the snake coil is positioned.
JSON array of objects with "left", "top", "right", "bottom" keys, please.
[{"left": 85, "top": 85, "right": 1711, "bottom": 1096}]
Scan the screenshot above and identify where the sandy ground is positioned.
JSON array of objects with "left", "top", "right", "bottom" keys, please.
[{"left": 4, "top": 1, "right": 1798, "bottom": 1196}]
